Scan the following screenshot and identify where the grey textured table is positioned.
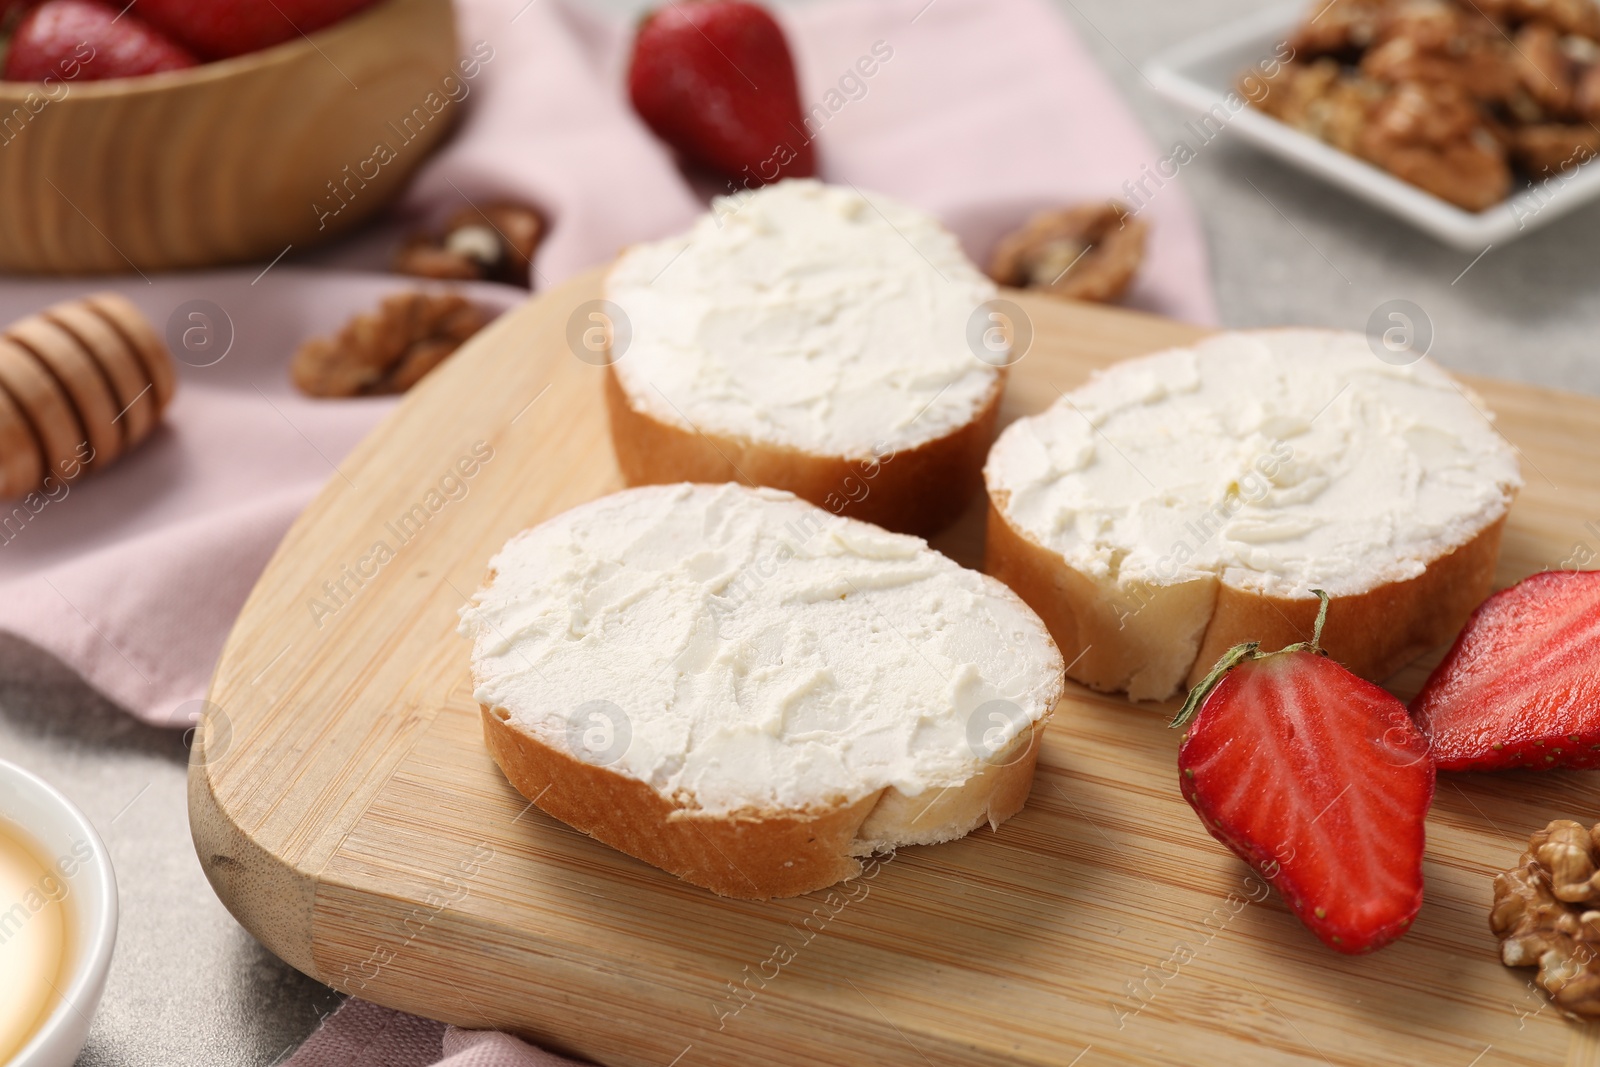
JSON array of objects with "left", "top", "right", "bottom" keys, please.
[{"left": 2, "top": 1, "right": 1595, "bottom": 1065}]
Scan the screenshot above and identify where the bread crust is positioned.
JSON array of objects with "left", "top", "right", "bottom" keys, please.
[
  {"left": 985, "top": 491, "right": 1510, "bottom": 700},
  {"left": 603, "top": 365, "right": 1003, "bottom": 538},
  {"left": 1186, "top": 515, "right": 1508, "bottom": 687},
  {"left": 481, "top": 705, "right": 1049, "bottom": 900}
]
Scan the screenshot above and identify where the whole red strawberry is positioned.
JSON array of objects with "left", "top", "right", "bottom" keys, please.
[
  {"left": 628, "top": 0, "right": 814, "bottom": 186},
  {"left": 4, "top": 0, "right": 196, "bottom": 81},
  {"left": 1412, "top": 570, "right": 1600, "bottom": 771},
  {"left": 131, "top": 0, "right": 380, "bottom": 60},
  {"left": 1173, "top": 592, "right": 1436, "bottom": 954}
]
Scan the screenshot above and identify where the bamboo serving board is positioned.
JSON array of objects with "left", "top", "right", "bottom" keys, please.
[{"left": 191, "top": 269, "right": 1600, "bottom": 1067}]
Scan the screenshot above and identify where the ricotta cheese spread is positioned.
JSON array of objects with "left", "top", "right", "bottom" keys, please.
[
  {"left": 460, "top": 484, "right": 1062, "bottom": 816},
  {"left": 606, "top": 179, "right": 1002, "bottom": 460},
  {"left": 986, "top": 329, "right": 1522, "bottom": 598}
]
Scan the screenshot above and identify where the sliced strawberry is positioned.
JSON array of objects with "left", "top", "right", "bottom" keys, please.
[
  {"left": 4, "top": 0, "right": 196, "bottom": 81},
  {"left": 1174, "top": 593, "right": 1436, "bottom": 954},
  {"left": 627, "top": 0, "right": 814, "bottom": 186},
  {"left": 1412, "top": 570, "right": 1600, "bottom": 772}
]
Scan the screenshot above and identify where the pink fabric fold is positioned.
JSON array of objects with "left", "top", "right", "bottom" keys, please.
[
  {"left": 283, "top": 1000, "right": 585, "bottom": 1067},
  {"left": 2, "top": 0, "right": 1213, "bottom": 1062},
  {"left": 284, "top": 1001, "right": 450, "bottom": 1067},
  {"left": 0, "top": 272, "right": 522, "bottom": 729}
]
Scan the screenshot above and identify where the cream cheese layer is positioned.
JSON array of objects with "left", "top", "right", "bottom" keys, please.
[
  {"left": 461, "top": 484, "right": 1062, "bottom": 816},
  {"left": 607, "top": 179, "right": 1001, "bottom": 460},
  {"left": 986, "top": 329, "right": 1522, "bottom": 598}
]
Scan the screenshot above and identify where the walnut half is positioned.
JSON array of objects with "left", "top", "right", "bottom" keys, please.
[
  {"left": 1492, "top": 819, "right": 1600, "bottom": 1018},
  {"left": 394, "top": 203, "right": 545, "bottom": 288},
  {"left": 986, "top": 202, "right": 1148, "bottom": 304},
  {"left": 290, "top": 292, "right": 490, "bottom": 398}
]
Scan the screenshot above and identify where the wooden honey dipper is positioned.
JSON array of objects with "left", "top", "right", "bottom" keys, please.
[{"left": 0, "top": 294, "right": 177, "bottom": 500}]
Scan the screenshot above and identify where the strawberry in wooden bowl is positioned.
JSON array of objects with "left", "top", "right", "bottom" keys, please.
[
  {"left": 0, "top": 0, "right": 460, "bottom": 273},
  {"left": 4, "top": 0, "right": 199, "bottom": 81},
  {"left": 1, "top": 0, "right": 386, "bottom": 74},
  {"left": 128, "top": 0, "right": 382, "bottom": 60}
]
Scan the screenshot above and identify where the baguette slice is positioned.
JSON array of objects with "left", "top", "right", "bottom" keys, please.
[
  {"left": 984, "top": 329, "right": 1522, "bottom": 702},
  {"left": 461, "top": 483, "right": 1064, "bottom": 899},
  {"left": 604, "top": 179, "right": 1007, "bottom": 537}
]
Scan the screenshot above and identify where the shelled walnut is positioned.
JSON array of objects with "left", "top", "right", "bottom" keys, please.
[
  {"left": 1253, "top": 59, "right": 1386, "bottom": 154},
  {"left": 394, "top": 203, "right": 544, "bottom": 287},
  {"left": 1477, "top": 0, "right": 1600, "bottom": 42},
  {"left": 290, "top": 292, "right": 490, "bottom": 398},
  {"left": 1510, "top": 122, "right": 1600, "bottom": 174},
  {"left": 1362, "top": 1, "right": 1515, "bottom": 101},
  {"left": 986, "top": 202, "right": 1147, "bottom": 305},
  {"left": 1514, "top": 21, "right": 1581, "bottom": 115},
  {"left": 1252, "top": 0, "right": 1600, "bottom": 206},
  {"left": 1492, "top": 819, "right": 1600, "bottom": 1018},
  {"left": 1289, "top": 0, "right": 1400, "bottom": 57},
  {"left": 1357, "top": 80, "right": 1513, "bottom": 209},
  {"left": 1252, "top": 59, "right": 1512, "bottom": 208},
  {"left": 1578, "top": 61, "right": 1600, "bottom": 118}
]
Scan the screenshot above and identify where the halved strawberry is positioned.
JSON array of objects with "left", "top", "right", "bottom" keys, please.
[
  {"left": 1173, "top": 592, "right": 1436, "bottom": 954},
  {"left": 1411, "top": 570, "right": 1600, "bottom": 772}
]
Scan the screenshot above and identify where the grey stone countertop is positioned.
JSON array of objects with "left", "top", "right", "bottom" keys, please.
[{"left": 1, "top": 0, "right": 1594, "bottom": 1065}]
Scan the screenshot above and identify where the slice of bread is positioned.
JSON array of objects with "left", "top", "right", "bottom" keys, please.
[
  {"left": 983, "top": 329, "right": 1523, "bottom": 702},
  {"left": 460, "top": 483, "right": 1064, "bottom": 899},
  {"left": 603, "top": 180, "right": 1007, "bottom": 538}
]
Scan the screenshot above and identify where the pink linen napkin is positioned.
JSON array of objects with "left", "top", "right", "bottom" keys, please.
[
  {"left": 1, "top": 0, "right": 1213, "bottom": 1062},
  {"left": 284, "top": 999, "right": 581, "bottom": 1067},
  {"left": 0, "top": 271, "right": 524, "bottom": 733}
]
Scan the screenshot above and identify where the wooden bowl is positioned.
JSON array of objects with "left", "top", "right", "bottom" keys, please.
[{"left": 0, "top": 0, "right": 459, "bottom": 274}]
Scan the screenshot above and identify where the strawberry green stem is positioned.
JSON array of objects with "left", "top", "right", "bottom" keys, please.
[
  {"left": 1169, "top": 589, "right": 1333, "bottom": 730},
  {"left": 1309, "top": 588, "right": 1330, "bottom": 649},
  {"left": 1278, "top": 588, "right": 1332, "bottom": 656},
  {"left": 1170, "top": 641, "right": 1258, "bottom": 729}
]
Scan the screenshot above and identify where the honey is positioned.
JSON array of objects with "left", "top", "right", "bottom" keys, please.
[{"left": 0, "top": 821, "right": 76, "bottom": 1063}]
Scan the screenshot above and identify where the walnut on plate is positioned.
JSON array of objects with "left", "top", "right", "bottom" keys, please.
[
  {"left": 1356, "top": 80, "right": 1513, "bottom": 209},
  {"left": 986, "top": 202, "right": 1147, "bottom": 304},
  {"left": 1258, "top": 0, "right": 1600, "bottom": 206},
  {"left": 1513, "top": 21, "right": 1583, "bottom": 116},
  {"left": 1492, "top": 819, "right": 1600, "bottom": 1019},
  {"left": 1251, "top": 58, "right": 1387, "bottom": 154},
  {"left": 290, "top": 291, "right": 490, "bottom": 398},
  {"left": 394, "top": 202, "right": 544, "bottom": 287},
  {"left": 1577, "top": 52, "right": 1600, "bottom": 117},
  {"left": 1252, "top": 58, "right": 1513, "bottom": 209},
  {"left": 1509, "top": 122, "right": 1600, "bottom": 174},
  {"left": 1290, "top": 0, "right": 1404, "bottom": 57},
  {"left": 1359, "top": 0, "right": 1517, "bottom": 102},
  {"left": 1476, "top": 0, "right": 1600, "bottom": 41}
]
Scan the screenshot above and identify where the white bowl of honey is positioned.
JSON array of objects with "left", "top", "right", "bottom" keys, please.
[{"left": 0, "top": 760, "right": 117, "bottom": 1067}]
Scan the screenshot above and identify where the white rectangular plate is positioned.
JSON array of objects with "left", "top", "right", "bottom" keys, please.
[{"left": 1144, "top": 2, "right": 1600, "bottom": 249}]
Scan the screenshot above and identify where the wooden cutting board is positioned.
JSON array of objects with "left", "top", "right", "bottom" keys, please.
[{"left": 191, "top": 269, "right": 1600, "bottom": 1067}]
